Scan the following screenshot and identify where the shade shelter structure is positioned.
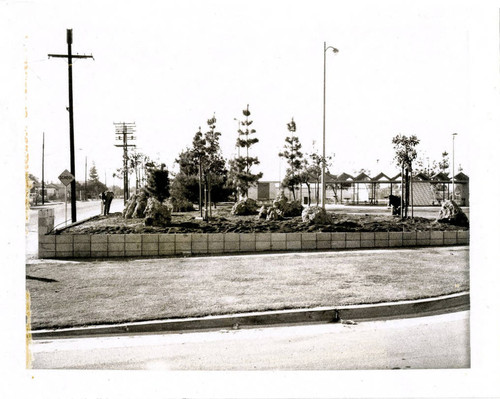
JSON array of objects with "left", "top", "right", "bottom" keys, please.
[{"left": 248, "top": 171, "right": 469, "bottom": 206}]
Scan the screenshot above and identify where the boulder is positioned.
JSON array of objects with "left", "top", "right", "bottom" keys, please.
[
  {"left": 231, "top": 198, "right": 259, "bottom": 215},
  {"left": 132, "top": 194, "right": 148, "bottom": 219},
  {"left": 266, "top": 207, "right": 283, "bottom": 220},
  {"left": 144, "top": 197, "right": 172, "bottom": 227},
  {"left": 302, "top": 206, "right": 333, "bottom": 224},
  {"left": 272, "top": 192, "right": 288, "bottom": 209},
  {"left": 122, "top": 193, "right": 137, "bottom": 219},
  {"left": 271, "top": 193, "right": 303, "bottom": 217},
  {"left": 257, "top": 205, "right": 268, "bottom": 219},
  {"left": 436, "top": 200, "right": 469, "bottom": 227}
]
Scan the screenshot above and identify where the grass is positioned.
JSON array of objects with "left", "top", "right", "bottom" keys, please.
[{"left": 26, "top": 246, "right": 469, "bottom": 330}]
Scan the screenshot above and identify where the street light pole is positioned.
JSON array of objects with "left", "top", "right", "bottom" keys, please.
[
  {"left": 452, "top": 133, "right": 458, "bottom": 202},
  {"left": 321, "top": 42, "right": 339, "bottom": 209}
]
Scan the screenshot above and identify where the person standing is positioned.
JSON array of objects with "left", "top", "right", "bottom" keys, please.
[{"left": 104, "top": 191, "right": 114, "bottom": 215}]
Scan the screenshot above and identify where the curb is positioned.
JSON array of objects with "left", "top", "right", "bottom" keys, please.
[{"left": 30, "top": 292, "right": 469, "bottom": 340}]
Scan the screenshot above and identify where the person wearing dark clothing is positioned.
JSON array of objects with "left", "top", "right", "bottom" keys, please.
[{"left": 101, "top": 191, "right": 114, "bottom": 215}]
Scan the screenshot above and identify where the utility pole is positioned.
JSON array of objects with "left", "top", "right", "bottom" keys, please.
[
  {"left": 41, "top": 132, "right": 45, "bottom": 205},
  {"left": 114, "top": 122, "right": 136, "bottom": 205},
  {"left": 48, "top": 29, "right": 93, "bottom": 223},
  {"left": 84, "top": 156, "right": 87, "bottom": 201}
]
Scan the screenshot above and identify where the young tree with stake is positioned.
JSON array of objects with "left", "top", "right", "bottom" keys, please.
[{"left": 392, "top": 134, "right": 420, "bottom": 219}]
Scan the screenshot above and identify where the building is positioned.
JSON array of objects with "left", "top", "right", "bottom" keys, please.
[{"left": 248, "top": 171, "right": 469, "bottom": 206}]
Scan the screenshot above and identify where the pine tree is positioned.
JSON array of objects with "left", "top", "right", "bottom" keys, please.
[
  {"left": 229, "top": 105, "right": 263, "bottom": 199},
  {"left": 88, "top": 162, "right": 99, "bottom": 183},
  {"left": 144, "top": 163, "right": 170, "bottom": 202},
  {"left": 87, "top": 162, "right": 107, "bottom": 198},
  {"left": 203, "top": 115, "right": 226, "bottom": 219},
  {"left": 279, "top": 118, "right": 304, "bottom": 200}
]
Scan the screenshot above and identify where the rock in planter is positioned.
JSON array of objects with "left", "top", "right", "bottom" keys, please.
[
  {"left": 271, "top": 193, "right": 303, "bottom": 217},
  {"left": 122, "top": 193, "right": 138, "bottom": 219},
  {"left": 231, "top": 198, "right": 259, "bottom": 215},
  {"left": 123, "top": 193, "right": 148, "bottom": 219},
  {"left": 144, "top": 197, "right": 172, "bottom": 227},
  {"left": 132, "top": 193, "right": 148, "bottom": 219},
  {"left": 272, "top": 192, "right": 288, "bottom": 209},
  {"left": 302, "top": 206, "right": 333, "bottom": 224},
  {"left": 436, "top": 200, "right": 469, "bottom": 227},
  {"left": 266, "top": 207, "right": 283, "bottom": 220},
  {"left": 257, "top": 205, "right": 268, "bottom": 219}
]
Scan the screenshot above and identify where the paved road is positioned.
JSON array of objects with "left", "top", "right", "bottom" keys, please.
[{"left": 29, "top": 310, "right": 469, "bottom": 370}]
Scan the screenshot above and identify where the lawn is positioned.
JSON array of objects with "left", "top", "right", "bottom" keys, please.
[{"left": 26, "top": 246, "right": 469, "bottom": 330}]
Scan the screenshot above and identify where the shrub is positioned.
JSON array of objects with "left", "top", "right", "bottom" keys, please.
[
  {"left": 170, "top": 197, "right": 195, "bottom": 212},
  {"left": 281, "top": 200, "right": 303, "bottom": 217},
  {"left": 144, "top": 164, "right": 170, "bottom": 202}
]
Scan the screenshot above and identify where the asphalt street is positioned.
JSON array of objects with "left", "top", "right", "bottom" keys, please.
[{"left": 29, "top": 310, "right": 470, "bottom": 370}]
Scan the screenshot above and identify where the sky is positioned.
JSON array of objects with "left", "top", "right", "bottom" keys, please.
[{"left": 10, "top": 0, "right": 477, "bottom": 186}]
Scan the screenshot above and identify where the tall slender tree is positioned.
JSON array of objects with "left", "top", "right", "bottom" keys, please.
[
  {"left": 229, "top": 105, "right": 262, "bottom": 199},
  {"left": 307, "top": 149, "right": 332, "bottom": 205},
  {"left": 203, "top": 115, "right": 226, "bottom": 219},
  {"left": 392, "top": 134, "right": 420, "bottom": 219},
  {"left": 279, "top": 118, "right": 304, "bottom": 200}
]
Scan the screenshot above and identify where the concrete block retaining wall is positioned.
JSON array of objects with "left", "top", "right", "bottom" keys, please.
[{"left": 38, "top": 209, "right": 470, "bottom": 259}]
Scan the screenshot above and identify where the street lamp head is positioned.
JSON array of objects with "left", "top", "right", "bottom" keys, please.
[{"left": 325, "top": 45, "right": 339, "bottom": 54}]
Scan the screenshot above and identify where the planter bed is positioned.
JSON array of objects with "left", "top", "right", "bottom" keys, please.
[{"left": 38, "top": 209, "right": 469, "bottom": 259}]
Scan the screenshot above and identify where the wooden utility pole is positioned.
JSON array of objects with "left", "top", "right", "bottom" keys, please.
[
  {"left": 114, "top": 122, "right": 136, "bottom": 205},
  {"left": 48, "top": 29, "right": 93, "bottom": 223}
]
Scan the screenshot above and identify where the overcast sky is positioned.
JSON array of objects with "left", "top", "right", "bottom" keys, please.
[{"left": 13, "top": 0, "right": 478, "bottom": 186}]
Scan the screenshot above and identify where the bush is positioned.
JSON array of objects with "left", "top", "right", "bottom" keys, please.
[
  {"left": 281, "top": 200, "right": 303, "bottom": 217},
  {"left": 144, "top": 165, "right": 170, "bottom": 202},
  {"left": 170, "top": 197, "right": 195, "bottom": 212}
]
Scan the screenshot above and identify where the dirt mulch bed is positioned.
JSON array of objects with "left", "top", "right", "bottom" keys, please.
[{"left": 58, "top": 209, "right": 467, "bottom": 235}]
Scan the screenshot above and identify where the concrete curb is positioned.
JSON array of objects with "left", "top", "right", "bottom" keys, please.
[{"left": 30, "top": 292, "right": 469, "bottom": 340}]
